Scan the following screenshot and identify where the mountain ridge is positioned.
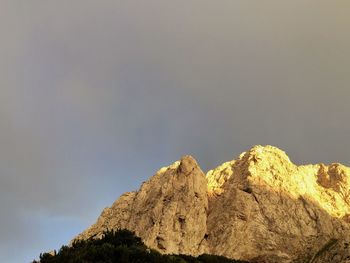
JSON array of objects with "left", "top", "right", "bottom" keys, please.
[{"left": 74, "top": 145, "right": 350, "bottom": 262}]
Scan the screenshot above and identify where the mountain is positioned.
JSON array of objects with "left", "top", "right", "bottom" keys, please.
[
  {"left": 36, "top": 229, "right": 246, "bottom": 263},
  {"left": 73, "top": 145, "right": 350, "bottom": 263}
]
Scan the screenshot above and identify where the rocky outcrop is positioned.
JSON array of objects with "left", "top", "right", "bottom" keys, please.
[
  {"left": 206, "top": 146, "right": 350, "bottom": 262},
  {"left": 74, "top": 145, "right": 350, "bottom": 262},
  {"left": 75, "top": 155, "right": 208, "bottom": 256}
]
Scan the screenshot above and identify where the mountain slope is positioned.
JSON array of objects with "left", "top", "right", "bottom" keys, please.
[
  {"left": 74, "top": 145, "right": 350, "bottom": 262},
  {"left": 37, "top": 229, "right": 247, "bottom": 263}
]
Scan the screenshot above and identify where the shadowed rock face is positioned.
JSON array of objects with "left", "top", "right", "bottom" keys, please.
[{"left": 74, "top": 145, "right": 350, "bottom": 263}]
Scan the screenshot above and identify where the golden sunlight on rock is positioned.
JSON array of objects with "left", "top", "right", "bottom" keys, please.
[
  {"left": 74, "top": 145, "right": 350, "bottom": 262},
  {"left": 207, "top": 160, "right": 235, "bottom": 196}
]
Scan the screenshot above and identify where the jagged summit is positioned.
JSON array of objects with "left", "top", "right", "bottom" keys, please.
[
  {"left": 239, "top": 145, "right": 293, "bottom": 164},
  {"left": 236, "top": 145, "right": 296, "bottom": 181},
  {"left": 74, "top": 145, "right": 350, "bottom": 263},
  {"left": 207, "top": 145, "right": 295, "bottom": 196},
  {"left": 178, "top": 155, "right": 200, "bottom": 175}
]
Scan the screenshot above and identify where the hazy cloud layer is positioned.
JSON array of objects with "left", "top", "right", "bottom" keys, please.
[{"left": 1, "top": 1, "right": 350, "bottom": 262}]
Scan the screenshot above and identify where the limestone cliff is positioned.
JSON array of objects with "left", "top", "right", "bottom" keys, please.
[
  {"left": 74, "top": 146, "right": 350, "bottom": 263},
  {"left": 75, "top": 155, "right": 208, "bottom": 256}
]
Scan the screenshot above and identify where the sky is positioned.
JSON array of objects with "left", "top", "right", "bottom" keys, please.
[{"left": 1, "top": 1, "right": 350, "bottom": 262}]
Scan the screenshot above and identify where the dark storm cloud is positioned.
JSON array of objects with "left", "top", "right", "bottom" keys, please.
[{"left": 1, "top": 1, "right": 350, "bottom": 262}]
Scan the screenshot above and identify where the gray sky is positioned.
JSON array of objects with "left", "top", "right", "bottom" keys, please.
[{"left": 1, "top": 1, "right": 350, "bottom": 262}]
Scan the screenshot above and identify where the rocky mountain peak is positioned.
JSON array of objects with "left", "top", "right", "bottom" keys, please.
[
  {"left": 74, "top": 145, "right": 350, "bottom": 262},
  {"left": 178, "top": 155, "right": 199, "bottom": 174},
  {"left": 235, "top": 145, "right": 296, "bottom": 179}
]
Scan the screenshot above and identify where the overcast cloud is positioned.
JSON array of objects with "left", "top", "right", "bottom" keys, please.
[{"left": 1, "top": 1, "right": 350, "bottom": 262}]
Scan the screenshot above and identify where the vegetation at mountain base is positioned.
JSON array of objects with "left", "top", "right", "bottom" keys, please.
[{"left": 33, "top": 229, "right": 248, "bottom": 263}]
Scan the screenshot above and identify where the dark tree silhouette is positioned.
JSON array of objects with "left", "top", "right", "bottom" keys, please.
[{"left": 33, "top": 229, "right": 249, "bottom": 263}]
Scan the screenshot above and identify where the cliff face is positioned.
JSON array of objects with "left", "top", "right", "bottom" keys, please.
[
  {"left": 74, "top": 146, "right": 350, "bottom": 263},
  {"left": 76, "top": 156, "right": 208, "bottom": 256}
]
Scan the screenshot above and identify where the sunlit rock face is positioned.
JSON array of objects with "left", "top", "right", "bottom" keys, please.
[
  {"left": 74, "top": 145, "right": 350, "bottom": 262},
  {"left": 75, "top": 155, "right": 208, "bottom": 256},
  {"left": 206, "top": 146, "right": 350, "bottom": 262}
]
